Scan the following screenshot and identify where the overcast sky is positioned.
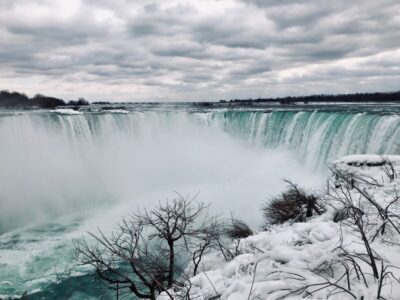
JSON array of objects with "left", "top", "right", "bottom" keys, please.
[{"left": 0, "top": 0, "right": 399, "bottom": 101}]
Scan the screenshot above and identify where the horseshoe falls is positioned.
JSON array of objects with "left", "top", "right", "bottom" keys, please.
[
  {"left": 211, "top": 110, "right": 400, "bottom": 167},
  {"left": 0, "top": 104, "right": 399, "bottom": 299}
]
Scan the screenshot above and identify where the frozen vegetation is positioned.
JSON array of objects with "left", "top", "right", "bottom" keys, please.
[{"left": 155, "top": 155, "right": 400, "bottom": 300}]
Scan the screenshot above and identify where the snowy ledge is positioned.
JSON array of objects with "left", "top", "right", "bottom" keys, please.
[
  {"left": 159, "top": 154, "right": 400, "bottom": 300},
  {"left": 334, "top": 154, "right": 400, "bottom": 167}
]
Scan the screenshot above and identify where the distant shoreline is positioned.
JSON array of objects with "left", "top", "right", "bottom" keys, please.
[
  {"left": 218, "top": 91, "right": 400, "bottom": 104},
  {"left": 1, "top": 89, "right": 400, "bottom": 109}
]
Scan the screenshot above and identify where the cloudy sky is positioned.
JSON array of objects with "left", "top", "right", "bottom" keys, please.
[{"left": 0, "top": 0, "right": 399, "bottom": 101}]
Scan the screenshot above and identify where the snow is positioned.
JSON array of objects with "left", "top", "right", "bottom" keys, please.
[
  {"left": 334, "top": 154, "right": 400, "bottom": 166},
  {"left": 180, "top": 218, "right": 341, "bottom": 299},
  {"left": 159, "top": 154, "right": 400, "bottom": 300}
]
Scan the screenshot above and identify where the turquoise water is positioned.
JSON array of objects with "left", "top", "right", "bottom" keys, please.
[
  {"left": 0, "top": 103, "right": 399, "bottom": 299},
  {"left": 208, "top": 109, "right": 400, "bottom": 167}
]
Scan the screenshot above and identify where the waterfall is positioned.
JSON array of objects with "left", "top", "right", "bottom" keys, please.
[
  {"left": 205, "top": 110, "right": 400, "bottom": 167},
  {"left": 0, "top": 107, "right": 398, "bottom": 298},
  {"left": 0, "top": 108, "right": 398, "bottom": 231},
  {"left": 2, "top": 110, "right": 397, "bottom": 168}
]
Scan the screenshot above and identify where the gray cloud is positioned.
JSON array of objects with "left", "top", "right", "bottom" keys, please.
[{"left": 0, "top": 0, "right": 399, "bottom": 101}]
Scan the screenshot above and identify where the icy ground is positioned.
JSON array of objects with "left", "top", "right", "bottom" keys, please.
[{"left": 161, "top": 155, "right": 400, "bottom": 300}]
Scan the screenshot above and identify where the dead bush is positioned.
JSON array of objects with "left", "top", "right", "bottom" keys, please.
[
  {"left": 224, "top": 218, "right": 253, "bottom": 240},
  {"left": 263, "top": 180, "right": 323, "bottom": 225}
]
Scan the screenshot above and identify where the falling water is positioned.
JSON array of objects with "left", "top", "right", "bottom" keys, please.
[{"left": 205, "top": 110, "right": 400, "bottom": 167}]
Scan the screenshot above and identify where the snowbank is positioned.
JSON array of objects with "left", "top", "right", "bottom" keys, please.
[
  {"left": 334, "top": 154, "right": 400, "bottom": 167},
  {"left": 185, "top": 217, "right": 340, "bottom": 299},
  {"left": 161, "top": 154, "right": 400, "bottom": 300}
]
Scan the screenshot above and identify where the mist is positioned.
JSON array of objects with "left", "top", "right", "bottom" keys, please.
[{"left": 0, "top": 111, "right": 324, "bottom": 232}]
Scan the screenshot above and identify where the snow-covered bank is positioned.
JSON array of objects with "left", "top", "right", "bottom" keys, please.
[
  {"left": 165, "top": 155, "right": 400, "bottom": 300},
  {"left": 334, "top": 154, "right": 400, "bottom": 166}
]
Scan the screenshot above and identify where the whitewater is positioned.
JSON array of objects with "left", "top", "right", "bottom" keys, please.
[{"left": 0, "top": 103, "right": 399, "bottom": 299}]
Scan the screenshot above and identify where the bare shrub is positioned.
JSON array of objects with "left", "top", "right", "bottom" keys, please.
[
  {"left": 74, "top": 194, "right": 216, "bottom": 300},
  {"left": 381, "top": 156, "right": 397, "bottom": 182},
  {"left": 263, "top": 180, "right": 323, "bottom": 225},
  {"left": 224, "top": 218, "right": 253, "bottom": 240}
]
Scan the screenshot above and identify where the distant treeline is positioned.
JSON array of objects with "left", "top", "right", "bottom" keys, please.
[
  {"left": 222, "top": 91, "right": 400, "bottom": 104},
  {"left": 0, "top": 90, "right": 89, "bottom": 109},
  {"left": 2, "top": 89, "right": 400, "bottom": 109}
]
